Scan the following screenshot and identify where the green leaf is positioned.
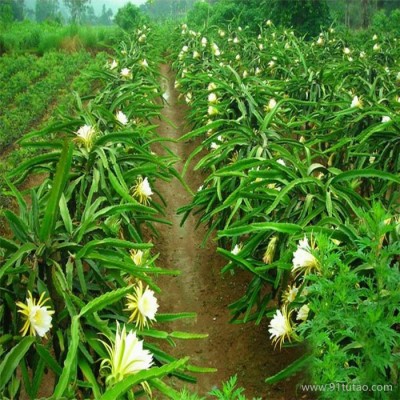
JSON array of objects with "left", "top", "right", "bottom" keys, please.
[
  {"left": 331, "top": 169, "right": 400, "bottom": 185},
  {"left": 0, "top": 237, "right": 18, "bottom": 252},
  {"left": 99, "top": 358, "right": 189, "bottom": 400},
  {"left": 169, "top": 332, "right": 208, "bottom": 340},
  {"left": 78, "top": 355, "right": 102, "bottom": 399},
  {"left": 156, "top": 313, "right": 197, "bottom": 323},
  {"left": 4, "top": 211, "right": 31, "bottom": 243},
  {"left": 0, "top": 337, "right": 36, "bottom": 391},
  {"left": 218, "top": 222, "right": 302, "bottom": 238},
  {"left": 36, "top": 344, "right": 63, "bottom": 376},
  {"left": 186, "top": 365, "right": 217, "bottom": 373},
  {"left": 76, "top": 239, "right": 152, "bottom": 259},
  {"left": 149, "top": 378, "right": 182, "bottom": 398},
  {"left": 39, "top": 140, "right": 73, "bottom": 243},
  {"left": 53, "top": 316, "right": 80, "bottom": 398},
  {"left": 59, "top": 194, "right": 73, "bottom": 235},
  {"left": 79, "top": 286, "right": 133, "bottom": 317},
  {"left": 7, "top": 153, "right": 60, "bottom": 179},
  {"left": 265, "top": 355, "right": 312, "bottom": 384},
  {"left": 0, "top": 242, "right": 36, "bottom": 280}
]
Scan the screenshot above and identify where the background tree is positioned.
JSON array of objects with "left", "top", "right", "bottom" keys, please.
[
  {"left": 0, "top": 0, "right": 26, "bottom": 23},
  {"left": 35, "top": 0, "right": 59, "bottom": 22},
  {"left": 63, "top": 0, "right": 90, "bottom": 23},
  {"left": 98, "top": 4, "right": 113, "bottom": 26},
  {"left": 267, "top": 0, "right": 331, "bottom": 37},
  {"left": 186, "top": 1, "right": 211, "bottom": 28},
  {"left": 115, "top": 2, "right": 146, "bottom": 31}
]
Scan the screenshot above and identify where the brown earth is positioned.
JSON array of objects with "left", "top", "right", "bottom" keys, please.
[{"left": 151, "top": 64, "right": 313, "bottom": 400}]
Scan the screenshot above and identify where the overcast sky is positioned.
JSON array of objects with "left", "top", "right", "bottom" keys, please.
[
  {"left": 103, "top": 0, "right": 147, "bottom": 10},
  {"left": 92, "top": 0, "right": 147, "bottom": 14},
  {"left": 26, "top": 1, "right": 148, "bottom": 15}
]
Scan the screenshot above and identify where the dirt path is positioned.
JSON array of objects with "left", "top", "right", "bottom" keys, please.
[{"left": 153, "top": 64, "right": 309, "bottom": 400}]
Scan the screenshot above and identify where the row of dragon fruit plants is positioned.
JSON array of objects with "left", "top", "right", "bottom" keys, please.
[
  {"left": 172, "top": 22, "right": 400, "bottom": 397},
  {"left": 0, "top": 26, "right": 211, "bottom": 400}
]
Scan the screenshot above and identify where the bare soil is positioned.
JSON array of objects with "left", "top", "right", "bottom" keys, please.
[{"left": 152, "top": 64, "right": 312, "bottom": 400}]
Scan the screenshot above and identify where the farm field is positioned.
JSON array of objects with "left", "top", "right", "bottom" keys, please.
[{"left": 0, "top": 3, "right": 400, "bottom": 400}]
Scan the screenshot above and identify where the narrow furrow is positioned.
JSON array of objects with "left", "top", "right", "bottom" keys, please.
[{"left": 152, "top": 64, "right": 303, "bottom": 399}]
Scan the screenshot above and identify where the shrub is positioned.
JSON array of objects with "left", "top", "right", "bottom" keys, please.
[{"left": 114, "top": 2, "right": 147, "bottom": 32}]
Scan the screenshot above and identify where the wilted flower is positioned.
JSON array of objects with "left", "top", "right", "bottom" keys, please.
[
  {"left": 130, "top": 249, "right": 144, "bottom": 266},
  {"left": 120, "top": 68, "right": 132, "bottom": 79},
  {"left": 262, "top": 236, "right": 278, "bottom": 264},
  {"left": 208, "top": 82, "right": 217, "bottom": 91},
  {"left": 16, "top": 291, "right": 54, "bottom": 337},
  {"left": 267, "top": 183, "right": 281, "bottom": 191},
  {"left": 185, "top": 92, "right": 192, "bottom": 104},
  {"left": 131, "top": 177, "right": 153, "bottom": 204},
  {"left": 210, "top": 142, "right": 220, "bottom": 150},
  {"left": 208, "top": 92, "right": 218, "bottom": 104},
  {"left": 126, "top": 281, "right": 159, "bottom": 329},
  {"left": 116, "top": 111, "right": 128, "bottom": 125},
  {"left": 373, "top": 43, "right": 380, "bottom": 51},
  {"left": 264, "top": 98, "right": 277, "bottom": 112},
  {"left": 292, "top": 236, "right": 319, "bottom": 276},
  {"left": 208, "top": 105, "right": 219, "bottom": 116},
  {"left": 296, "top": 304, "right": 310, "bottom": 321},
  {"left": 75, "top": 125, "right": 96, "bottom": 151},
  {"left": 282, "top": 285, "right": 299, "bottom": 304},
  {"left": 109, "top": 59, "right": 118, "bottom": 70},
  {"left": 277, "top": 158, "right": 286, "bottom": 166},
  {"left": 351, "top": 95, "right": 363, "bottom": 109},
  {"left": 268, "top": 305, "right": 294, "bottom": 348},
  {"left": 211, "top": 43, "right": 220, "bottom": 56},
  {"left": 100, "top": 322, "right": 153, "bottom": 386},
  {"left": 140, "top": 59, "right": 149, "bottom": 68},
  {"left": 231, "top": 243, "right": 242, "bottom": 255}
]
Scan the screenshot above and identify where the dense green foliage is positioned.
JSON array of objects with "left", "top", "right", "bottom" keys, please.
[
  {"left": 114, "top": 2, "right": 149, "bottom": 32},
  {"left": 0, "top": 26, "right": 211, "bottom": 399},
  {"left": 186, "top": 0, "right": 331, "bottom": 35},
  {"left": 0, "top": 21, "right": 123, "bottom": 55},
  {"left": 171, "top": 20, "right": 400, "bottom": 397},
  {"left": 0, "top": 51, "right": 92, "bottom": 148}
]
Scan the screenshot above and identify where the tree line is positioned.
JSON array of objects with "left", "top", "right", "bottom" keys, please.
[{"left": 0, "top": 0, "right": 113, "bottom": 25}]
